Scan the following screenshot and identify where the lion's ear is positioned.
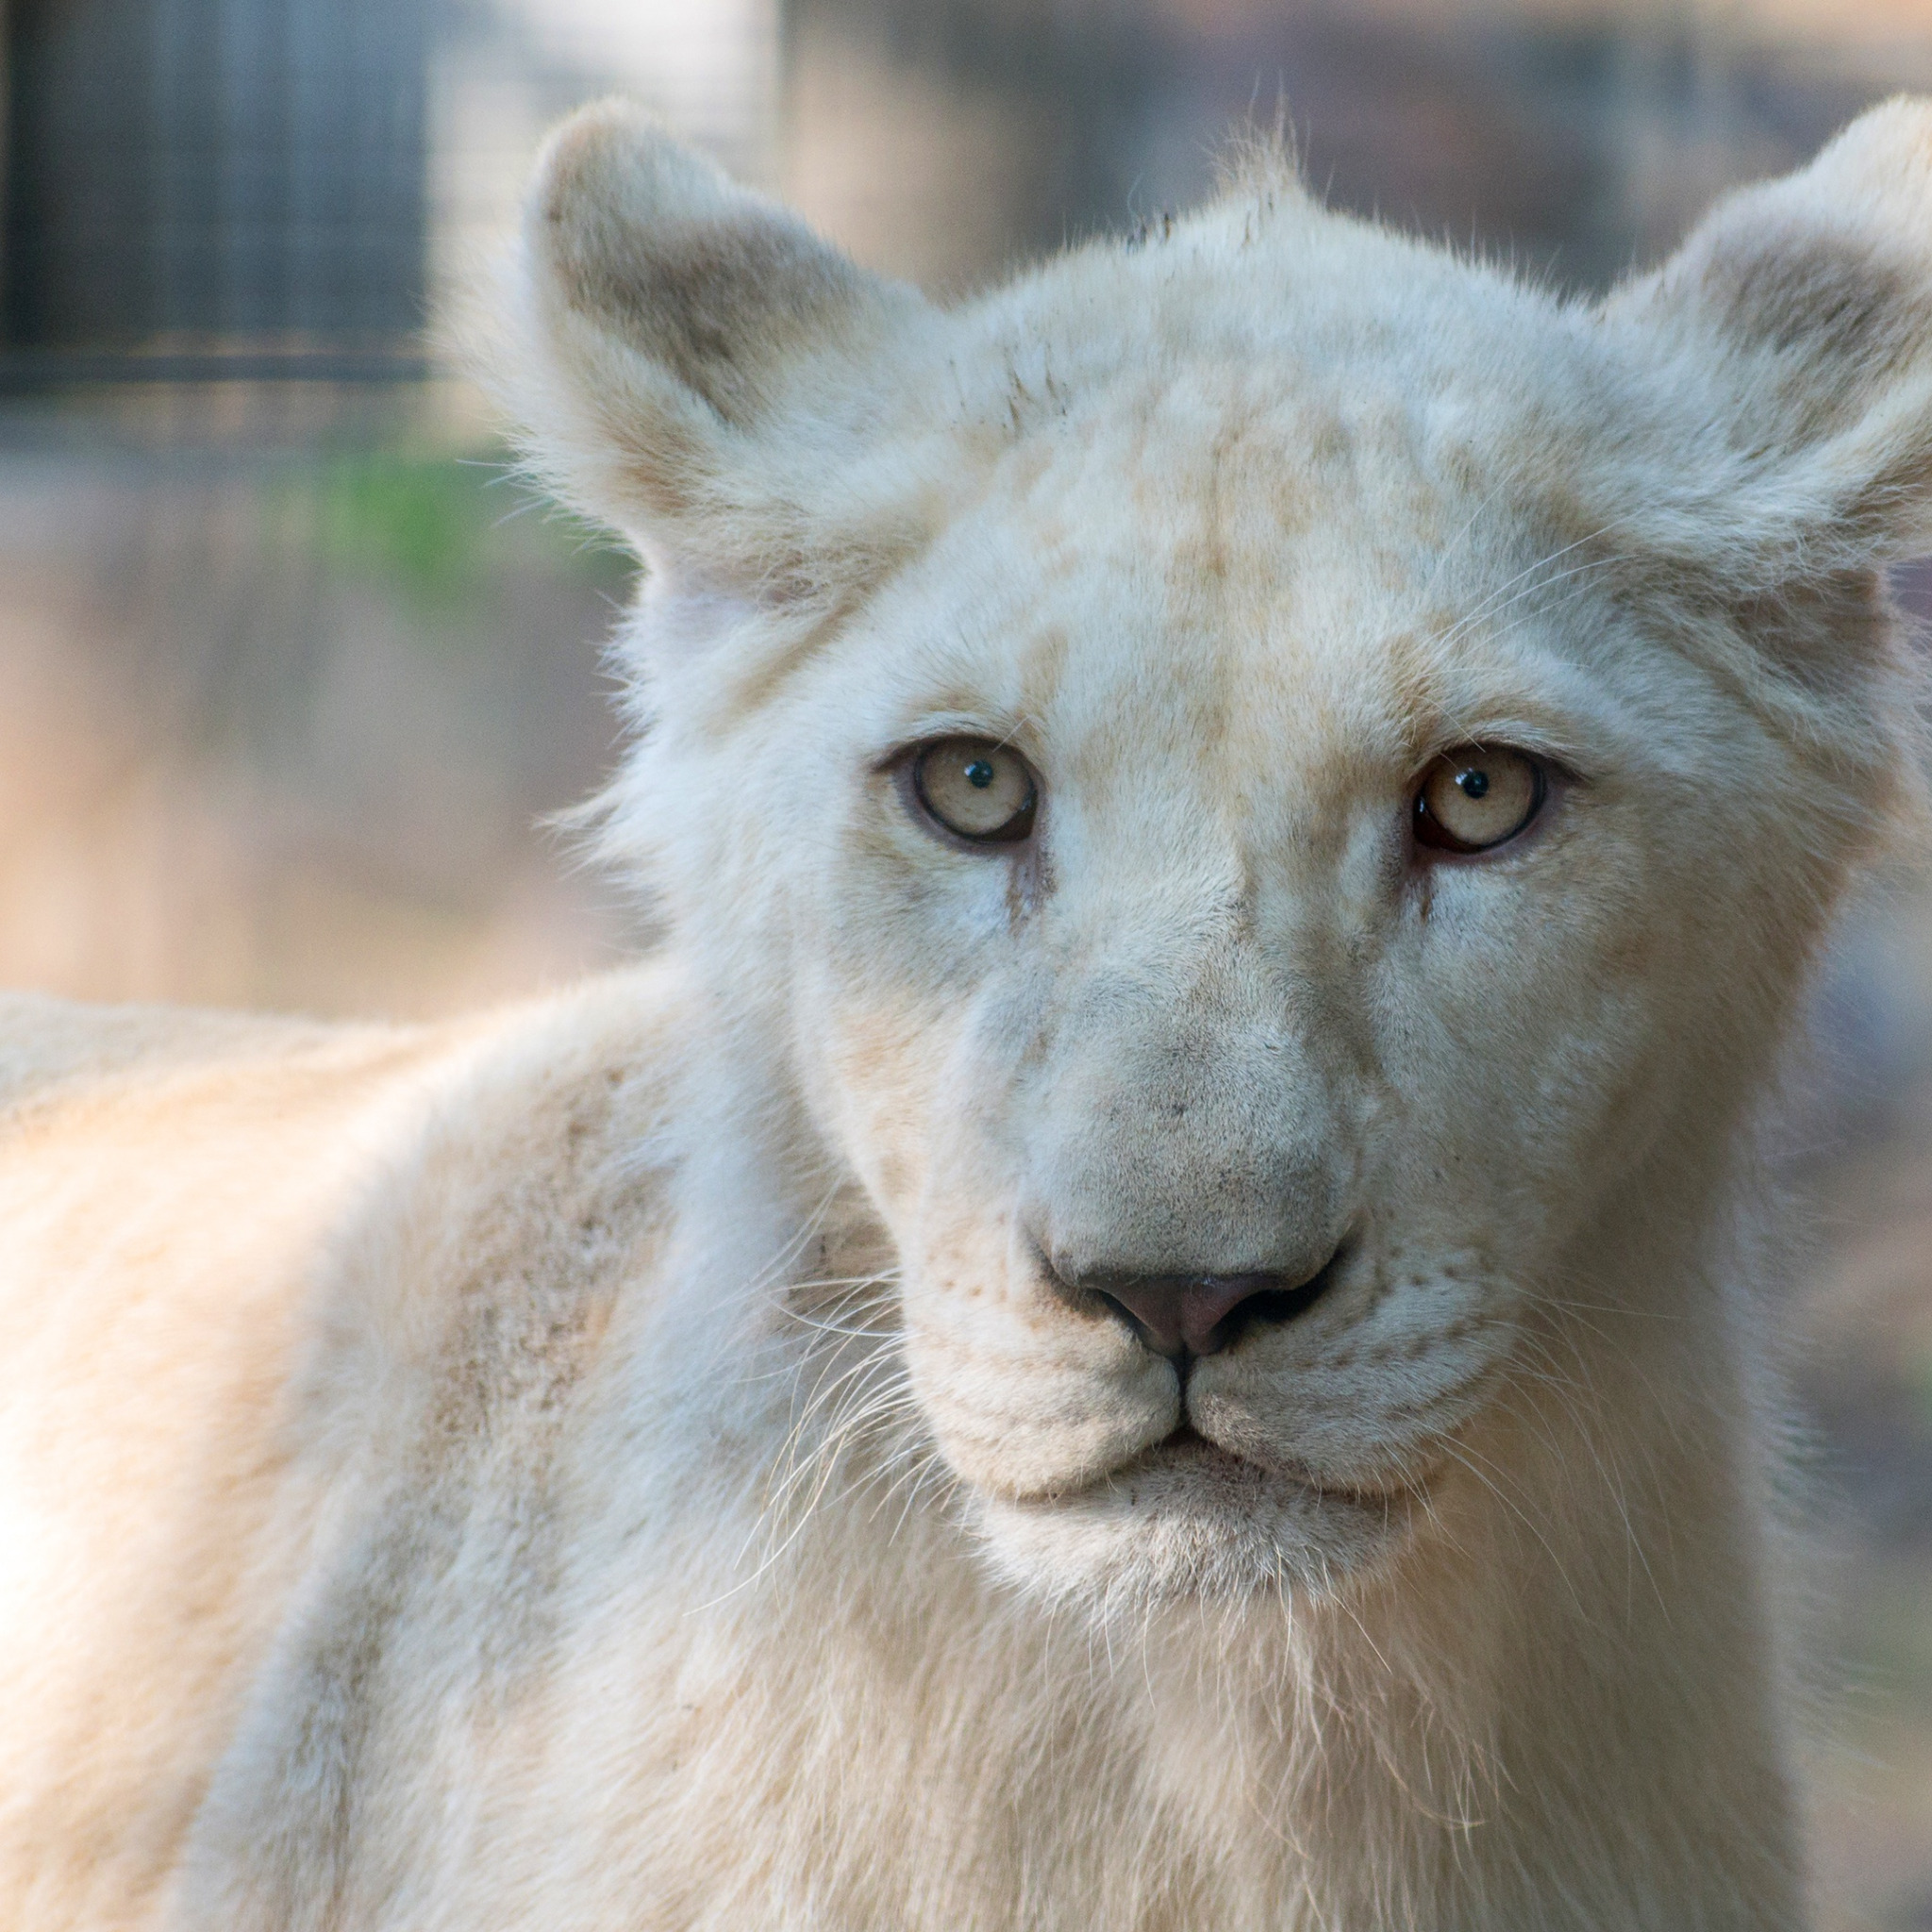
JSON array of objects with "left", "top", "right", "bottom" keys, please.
[
  {"left": 1600, "top": 96, "right": 1932, "bottom": 585},
  {"left": 495, "top": 100, "right": 933, "bottom": 596}
]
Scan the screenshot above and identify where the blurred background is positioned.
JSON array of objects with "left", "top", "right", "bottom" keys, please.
[{"left": 1, "top": 0, "right": 1929, "bottom": 1919}]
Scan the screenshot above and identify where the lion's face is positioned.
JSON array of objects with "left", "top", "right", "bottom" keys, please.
[
  {"left": 663, "top": 369, "right": 1837, "bottom": 1607},
  {"left": 505, "top": 105, "right": 1921, "bottom": 1607}
]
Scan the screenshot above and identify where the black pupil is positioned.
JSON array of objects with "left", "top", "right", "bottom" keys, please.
[
  {"left": 965, "top": 758, "right": 996, "bottom": 791},
  {"left": 1457, "top": 768, "right": 1490, "bottom": 799}
]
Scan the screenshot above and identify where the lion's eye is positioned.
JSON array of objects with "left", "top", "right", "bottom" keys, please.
[
  {"left": 1413, "top": 747, "right": 1545, "bottom": 854},
  {"left": 910, "top": 738, "right": 1038, "bottom": 845}
]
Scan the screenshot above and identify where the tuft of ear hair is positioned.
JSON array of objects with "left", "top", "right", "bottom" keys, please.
[
  {"left": 492, "top": 98, "right": 933, "bottom": 599},
  {"left": 1599, "top": 95, "right": 1932, "bottom": 588}
]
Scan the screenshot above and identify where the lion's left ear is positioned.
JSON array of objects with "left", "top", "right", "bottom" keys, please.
[
  {"left": 491, "top": 99, "right": 938, "bottom": 601},
  {"left": 1600, "top": 96, "right": 1932, "bottom": 586}
]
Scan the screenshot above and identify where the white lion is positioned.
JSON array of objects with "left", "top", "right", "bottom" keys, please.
[{"left": 3, "top": 94, "right": 1931, "bottom": 1932}]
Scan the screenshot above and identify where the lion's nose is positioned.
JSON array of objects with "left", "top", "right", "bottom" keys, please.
[{"left": 1068, "top": 1255, "right": 1342, "bottom": 1358}]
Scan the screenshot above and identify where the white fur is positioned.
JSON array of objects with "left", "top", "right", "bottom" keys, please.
[{"left": 6, "top": 97, "right": 1932, "bottom": 1931}]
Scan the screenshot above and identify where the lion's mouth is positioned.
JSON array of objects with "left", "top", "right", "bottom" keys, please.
[
  {"left": 1148, "top": 1420, "right": 1246, "bottom": 1467},
  {"left": 1133, "top": 1420, "right": 1428, "bottom": 1512},
  {"left": 1127, "top": 1420, "right": 1298, "bottom": 1492},
  {"left": 980, "top": 1413, "right": 1432, "bottom": 1601}
]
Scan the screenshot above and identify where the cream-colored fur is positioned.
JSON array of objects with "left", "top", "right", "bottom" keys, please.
[{"left": 7, "top": 99, "right": 1932, "bottom": 1931}]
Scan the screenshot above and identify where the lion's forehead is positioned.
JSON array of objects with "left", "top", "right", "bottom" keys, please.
[
  {"left": 983, "top": 358, "right": 1494, "bottom": 565},
  {"left": 862, "top": 458, "right": 1610, "bottom": 812}
]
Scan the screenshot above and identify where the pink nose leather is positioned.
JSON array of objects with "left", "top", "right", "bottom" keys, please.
[{"left": 1094, "top": 1274, "right": 1286, "bottom": 1357}]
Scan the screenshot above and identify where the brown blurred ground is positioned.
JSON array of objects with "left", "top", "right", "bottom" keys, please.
[{"left": 0, "top": 425, "right": 629, "bottom": 1016}]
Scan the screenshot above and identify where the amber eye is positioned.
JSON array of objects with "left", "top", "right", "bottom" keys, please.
[
  {"left": 910, "top": 738, "right": 1038, "bottom": 845},
  {"left": 1413, "top": 747, "right": 1546, "bottom": 854}
]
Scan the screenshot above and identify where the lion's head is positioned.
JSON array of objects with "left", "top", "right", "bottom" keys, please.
[{"left": 498, "top": 102, "right": 1932, "bottom": 1609}]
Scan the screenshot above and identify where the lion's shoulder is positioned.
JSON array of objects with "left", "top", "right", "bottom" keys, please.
[{"left": 0, "top": 967, "right": 700, "bottom": 1922}]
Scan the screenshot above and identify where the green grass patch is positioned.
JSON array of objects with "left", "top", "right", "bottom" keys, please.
[{"left": 269, "top": 448, "right": 630, "bottom": 612}]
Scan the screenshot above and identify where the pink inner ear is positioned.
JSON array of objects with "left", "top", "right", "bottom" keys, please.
[{"left": 633, "top": 577, "right": 763, "bottom": 665}]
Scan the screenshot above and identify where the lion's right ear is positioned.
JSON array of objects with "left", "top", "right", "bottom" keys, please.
[
  {"left": 1595, "top": 97, "right": 1932, "bottom": 587},
  {"left": 493, "top": 101, "right": 934, "bottom": 598}
]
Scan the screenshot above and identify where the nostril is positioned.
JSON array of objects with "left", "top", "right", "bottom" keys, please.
[
  {"left": 1061, "top": 1249, "right": 1346, "bottom": 1359},
  {"left": 1211, "top": 1253, "right": 1343, "bottom": 1349},
  {"left": 1091, "top": 1288, "right": 1185, "bottom": 1359}
]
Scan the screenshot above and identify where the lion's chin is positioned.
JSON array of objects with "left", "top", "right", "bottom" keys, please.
[{"left": 972, "top": 1426, "right": 1419, "bottom": 1611}]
